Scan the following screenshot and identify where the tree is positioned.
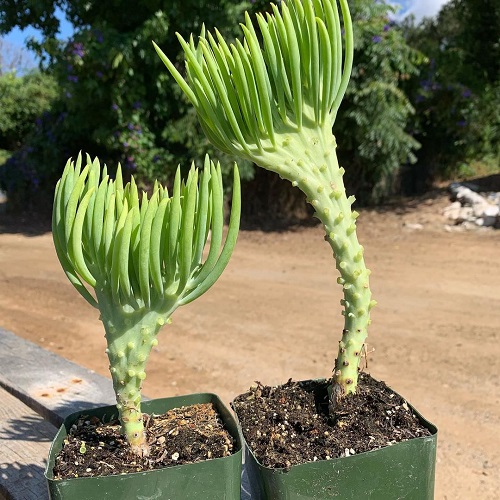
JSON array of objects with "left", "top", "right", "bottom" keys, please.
[
  {"left": 333, "top": 0, "right": 424, "bottom": 201},
  {"left": 0, "top": 1, "right": 254, "bottom": 211},
  {"left": 402, "top": 0, "right": 499, "bottom": 183},
  {"left": 0, "top": 71, "right": 58, "bottom": 150}
]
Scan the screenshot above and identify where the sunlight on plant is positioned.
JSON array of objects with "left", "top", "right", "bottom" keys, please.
[
  {"left": 52, "top": 152, "right": 241, "bottom": 455},
  {"left": 0, "top": 149, "right": 12, "bottom": 166},
  {"left": 155, "top": 0, "right": 375, "bottom": 409}
]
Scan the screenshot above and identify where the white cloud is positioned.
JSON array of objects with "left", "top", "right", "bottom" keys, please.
[{"left": 391, "top": 0, "right": 451, "bottom": 22}]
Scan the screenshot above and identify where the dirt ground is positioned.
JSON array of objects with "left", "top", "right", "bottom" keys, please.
[{"left": 0, "top": 188, "right": 499, "bottom": 499}]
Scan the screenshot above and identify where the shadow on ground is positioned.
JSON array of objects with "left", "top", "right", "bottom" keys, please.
[
  {"left": 1, "top": 174, "right": 497, "bottom": 236},
  {"left": 0, "top": 211, "right": 52, "bottom": 237}
]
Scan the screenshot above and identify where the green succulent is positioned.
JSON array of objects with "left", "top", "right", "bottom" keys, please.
[
  {"left": 154, "top": 0, "right": 375, "bottom": 409},
  {"left": 52, "top": 153, "right": 241, "bottom": 455}
]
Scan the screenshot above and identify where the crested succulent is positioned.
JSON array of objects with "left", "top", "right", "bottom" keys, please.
[
  {"left": 154, "top": 0, "right": 375, "bottom": 409},
  {"left": 52, "top": 153, "right": 241, "bottom": 456}
]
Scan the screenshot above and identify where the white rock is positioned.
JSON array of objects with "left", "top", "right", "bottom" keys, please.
[
  {"left": 458, "top": 206, "right": 474, "bottom": 222},
  {"left": 455, "top": 186, "right": 487, "bottom": 206},
  {"left": 443, "top": 201, "right": 462, "bottom": 221}
]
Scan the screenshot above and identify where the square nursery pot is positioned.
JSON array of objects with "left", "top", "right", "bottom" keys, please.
[
  {"left": 237, "top": 379, "right": 437, "bottom": 500},
  {"left": 45, "top": 393, "right": 243, "bottom": 500}
]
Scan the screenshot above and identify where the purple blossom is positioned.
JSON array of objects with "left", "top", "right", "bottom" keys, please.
[
  {"left": 65, "top": 91, "right": 72, "bottom": 99},
  {"left": 72, "top": 42, "right": 85, "bottom": 58},
  {"left": 126, "top": 156, "right": 136, "bottom": 170},
  {"left": 127, "top": 123, "right": 134, "bottom": 131},
  {"left": 96, "top": 71, "right": 104, "bottom": 79},
  {"left": 94, "top": 30, "right": 104, "bottom": 43},
  {"left": 67, "top": 75, "right": 78, "bottom": 83},
  {"left": 372, "top": 36, "right": 382, "bottom": 43},
  {"left": 457, "top": 120, "right": 467, "bottom": 127},
  {"left": 67, "top": 64, "right": 73, "bottom": 72},
  {"left": 123, "top": 142, "right": 129, "bottom": 148},
  {"left": 153, "top": 155, "right": 160, "bottom": 163},
  {"left": 420, "top": 79, "right": 431, "bottom": 91},
  {"left": 112, "top": 103, "right": 119, "bottom": 111},
  {"left": 462, "top": 89, "right": 472, "bottom": 98},
  {"left": 132, "top": 101, "right": 142, "bottom": 109},
  {"left": 383, "top": 25, "right": 390, "bottom": 32}
]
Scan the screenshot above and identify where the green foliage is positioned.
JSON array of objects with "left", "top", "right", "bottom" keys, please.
[
  {"left": 463, "top": 83, "right": 500, "bottom": 170},
  {"left": 52, "top": 152, "right": 241, "bottom": 453},
  {"left": 0, "top": 149, "right": 11, "bottom": 166},
  {"left": 333, "top": 0, "right": 423, "bottom": 202},
  {"left": 0, "top": 71, "right": 61, "bottom": 210},
  {"left": 402, "top": 0, "right": 500, "bottom": 182},
  {"left": 0, "top": 71, "right": 58, "bottom": 150}
]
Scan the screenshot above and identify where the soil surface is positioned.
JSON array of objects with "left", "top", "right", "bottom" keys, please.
[
  {"left": 53, "top": 403, "right": 234, "bottom": 479},
  {"left": 232, "top": 374, "right": 432, "bottom": 469},
  {"left": 1, "top": 186, "right": 499, "bottom": 498}
]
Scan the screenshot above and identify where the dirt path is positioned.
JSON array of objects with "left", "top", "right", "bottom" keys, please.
[{"left": 0, "top": 191, "right": 499, "bottom": 499}]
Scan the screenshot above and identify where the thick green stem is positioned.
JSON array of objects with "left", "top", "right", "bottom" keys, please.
[
  {"left": 248, "top": 123, "right": 374, "bottom": 405},
  {"left": 96, "top": 289, "right": 174, "bottom": 456}
]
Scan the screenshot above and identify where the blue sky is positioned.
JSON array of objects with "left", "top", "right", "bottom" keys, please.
[{"left": 2, "top": 0, "right": 449, "bottom": 69}]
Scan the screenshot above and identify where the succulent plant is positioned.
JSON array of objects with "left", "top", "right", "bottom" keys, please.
[
  {"left": 52, "top": 153, "right": 240, "bottom": 455},
  {"left": 154, "top": 0, "right": 375, "bottom": 409}
]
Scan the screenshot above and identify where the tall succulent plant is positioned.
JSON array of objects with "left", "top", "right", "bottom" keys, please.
[
  {"left": 52, "top": 153, "right": 241, "bottom": 455},
  {"left": 154, "top": 0, "right": 375, "bottom": 409}
]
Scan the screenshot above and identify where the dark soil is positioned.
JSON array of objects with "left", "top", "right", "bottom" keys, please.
[
  {"left": 232, "top": 373, "right": 432, "bottom": 469},
  {"left": 53, "top": 403, "right": 235, "bottom": 479}
]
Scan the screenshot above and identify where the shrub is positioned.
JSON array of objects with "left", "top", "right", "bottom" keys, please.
[{"left": 0, "top": 71, "right": 58, "bottom": 150}]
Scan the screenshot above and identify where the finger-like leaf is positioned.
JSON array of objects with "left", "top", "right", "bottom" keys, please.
[
  {"left": 139, "top": 190, "right": 158, "bottom": 305},
  {"left": 92, "top": 175, "right": 110, "bottom": 272},
  {"left": 192, "top": 157, "right": 211, "bottom": 265},
  {"left": 150, "top": 197, "right": 169, "bottom": 295},
  {"left": 180, "top": 164, "right": 241, "bottom": 305},
  {"left": 111, "top": 198, "right": 129, "bottom": 303},
  {"left": 70, "top": 186, "right": 96, "bottom": 287},
  {"left": 64, "top": 165, "right": 89, "bottom": 244}
]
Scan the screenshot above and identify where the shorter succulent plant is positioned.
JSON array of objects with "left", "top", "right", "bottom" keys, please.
[{"left": 52, "top": 153, "right": 240, "bottom": 456}]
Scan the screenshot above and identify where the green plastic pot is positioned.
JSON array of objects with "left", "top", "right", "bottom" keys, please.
[
  {"left": 45, "top": 393, "right": 242, "bottom": 500},
  {"left": 237, "top": 380, "right": 437, "bottom": 500}
]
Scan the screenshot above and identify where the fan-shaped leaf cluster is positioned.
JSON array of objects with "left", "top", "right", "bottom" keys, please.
[
  {"left": 154, "top": 0, "right": 353, "bottom": 155},
  {"left": 52, "top": 153, "right": 240, "bottom": 310}
]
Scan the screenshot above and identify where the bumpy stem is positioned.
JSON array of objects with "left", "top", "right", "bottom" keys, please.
[
  {"left": 96, "top": 289, "right": 174, "bottom": 456},
  {"left": 250, "top": 123, "right": 374, "bottom": 406}
]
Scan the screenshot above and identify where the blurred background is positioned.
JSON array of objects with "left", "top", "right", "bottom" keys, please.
[{"left": 0, "top": 0, "right": 498, "bottom": 223}]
